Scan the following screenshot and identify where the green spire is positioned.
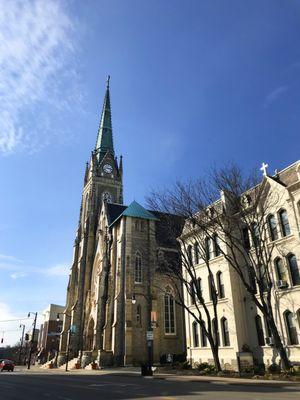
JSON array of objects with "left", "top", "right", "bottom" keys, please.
[{"left": 95, "top": 76, "right": 114, "bottom": 160}]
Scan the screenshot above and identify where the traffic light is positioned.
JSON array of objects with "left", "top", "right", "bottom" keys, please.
[{"left": 25, "top": 333, "right": 29, "bottom": 341}]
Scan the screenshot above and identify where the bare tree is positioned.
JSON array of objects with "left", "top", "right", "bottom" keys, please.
[
  {"left": 149, "top": 202, "right": 222, "bottom": 371},
  {"left": 148, "top": 164, "right": 292, "bottom": 371}
]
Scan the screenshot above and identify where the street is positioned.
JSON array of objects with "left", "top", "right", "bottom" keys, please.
[{"left": 0, "top": 369, "right": 300, "bottom": 400}]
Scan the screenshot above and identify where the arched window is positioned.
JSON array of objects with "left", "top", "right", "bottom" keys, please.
[
  {"left": 134, "top": 252, "right": 142, "bottom": 283},
  {"left": 213, "top": 234, "right": 221, "bottom": 257},
  {"left": 255, "top": 315, "right": 265, "bottom": 346},
  {"left": 251, "top": 222, "right": 260, "bottom": 247},
  {"left": 221, "top": 317, "right": 230, "bottom": 346},
  {"left": 287, "top": 254, "right": 300, "bottom": 286},
  {"left": 205, "top": 237, "right": 213, "bottom": 260},
  {"left": 216, "top": 271, "right": 225, "bottom": 298},
  {"left": 274, "top": 258, "right": 287, "bottom": 283},
  {"left": 248, "top": 266, "right": 257, "bottom": 294},
  {"left": 136, "top": 304, "right": 142, "bottom": 324},
  {"left": 187, "top": 245, "right": 193, "bottom": 265},
  {"left": 258, "top": 264, "right": 268, "bottom": 292},
  {"left": 279, "top": 209, "right": 291, "bottom": 237},
  {"left": 212, "top": 318, "right": 220, "bottom": 346},
  {"left": 194, "top": 242, "right": 199, "bottom": 265},
  {"left": 201, "top": 322, "right": 207, "bottom": 347},
  {"left": 164, "top": 291, "right": 175, "bottom": 334},
  {"left": 264, "top": 316, "right": 272, "bottom": 343},
  {"left": 192, "top": 321, "right": 199, "bottom": 347},
  {"left": 284, "top": 311, "right": 299, "bottom": 345},
  {"left": 208, "top": 275, "right": 216, "bottom": 301},
  {"left": 242, "top": 227, "right": 251, "bottom": 250},
  {"left": 189, "top": 280, "right": 196, "bottom": 305},
  {"left": 197, "top": 277, "right": 202, "bottom": 300},
  {"left": 267, "top": 214, "right": 278, "bottom": 241}
]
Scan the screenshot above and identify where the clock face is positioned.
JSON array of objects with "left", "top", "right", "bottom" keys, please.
[{"left": 103, "top": 164, "right": 113, "bottom": 174}]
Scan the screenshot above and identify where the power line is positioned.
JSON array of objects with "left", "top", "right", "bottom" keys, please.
[{"left": 0, "top": 317, "right": 33, "bottom": 323}]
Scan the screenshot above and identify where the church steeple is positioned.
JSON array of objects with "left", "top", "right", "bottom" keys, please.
[{"left": 95, "top": 76, "right": 114, "bottom": 162}]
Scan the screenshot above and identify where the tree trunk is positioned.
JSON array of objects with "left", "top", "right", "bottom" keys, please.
[
  {"left": 268, "top": 317, "right": 291, "bottom": 371},
  {"left": 208, "top": 339, "right": 222, "bottom": 372}
]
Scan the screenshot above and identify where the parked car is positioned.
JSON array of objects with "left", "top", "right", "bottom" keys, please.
[{"left": 0, "top": 359, "right": 15, "bottom": 372}]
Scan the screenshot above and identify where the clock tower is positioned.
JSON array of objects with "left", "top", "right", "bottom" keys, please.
[{"left": 59, "top": 77, "right": 123, "bottom": 357}]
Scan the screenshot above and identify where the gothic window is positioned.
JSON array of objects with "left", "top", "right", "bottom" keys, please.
[
  {"left": 274, "top": 258, "right": 287, "bottom": 282},
  {"left": 279, "top": 209, "right": 291, "bottom": 237},
  {"left": 164, "top": 291, "right": 175, "bottom": 334},
  {"left": 287, "top": 254, "right": 300, "bottom": 286},
  {"left": 205, "top": 237, "right": 213, "bottom": 260},
  {"left": 216, "top": 271, "right": 225, "bottom": 299},
  {"left": 212, "top": 318, "right": 220, "bottom": 346},
  {"left": 255, "top": 315, "right": 265, "bottom": 346},
  {"left": 264, "top": 316, "right": 272, "bottom": 342},
  {"left": 201, "top": 322, "right": 207, "bottom": 347},
  {"left": 189, "top": 280, "right": 196, "bottom": 305},
  {"left": 221, "top": 317, "right": 230, "bottom": 347},
  {"left": 134, "top": 252, "right": 142, "bottom": 283},
  {"left": 187, "top": 245, "right": 193, "bottom": 265},
  {"left": 249, "top": 266, "right": 257, "bottom": 294},
  {"left": 197, "top": 277, "right": 202, "bottom": 300},
  {"left": 284, "top": 311, "right": 299, "bottom": 345},
  {"left": 267, "top": 214, "right": 278, "bottom": 241},
  {"left": 242, "top": 227, "right": 251, "bottom": 250},
  {"left": 213, "top": 234, "right": 221, "bottom": 257},
  {"left": 251, "top": 222, "right": 260, "bottom": 247},
  {"left": 194, "top": 242, "right": 199, "bottom": 265},
  {"left": 258, "top": 264, "right": 268, "bottom": 292},
  {"left": 192, "top": 321, "right": 199, "bottom": 347},
  {"left": 136, "top": 304, "right": 142, "bottom": 325},
  {"left": 208, "top": 275, "right": 216, "bottom": 301},
  {"left": 102, "top": 191, "right": 112, "bottom": 203}
]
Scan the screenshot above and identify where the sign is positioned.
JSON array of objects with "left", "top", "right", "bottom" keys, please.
[
  {"left": 237, "top": 352, "right": 254, "bottom": 373},
  {"left": 166, "top": 353, "right": 173, "bottom": 363},
  {"left": 146, "top": 331, "right": 153, "bottom": 340}
]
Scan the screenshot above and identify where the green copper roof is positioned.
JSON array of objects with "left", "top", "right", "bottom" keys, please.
[
  {"left": 122, "top": 201, "right": 159, "bottom": 220},
  {"left": 95, "top": 76, "right": 114, "bottom": 160}
]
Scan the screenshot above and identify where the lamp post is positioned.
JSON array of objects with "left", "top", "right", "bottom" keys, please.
[
  {"left": 57, "top": 312, "right": 72, "bottom": 372},
  {"left": 132, "top": 293, "right": 154, "bottom": 376},
  {"left": 27, "top": 312, "right": 37, "bottom": 370},
  {"left": 18, "top": 324, "right": 25, "bottom": 365}
]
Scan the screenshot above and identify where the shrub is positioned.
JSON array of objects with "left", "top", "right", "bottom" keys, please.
[
  {"left": 196, "top": 362, "right": 216, "bottom": 374},
  {"left": 267, "top": 363, "right": 281, "bottom": 374},
  {"left": 179, "top": 361, "right": 192, "bottom": 370}
]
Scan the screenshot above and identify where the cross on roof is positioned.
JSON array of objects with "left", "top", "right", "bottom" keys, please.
[{"left": 260, "top": 162, "right": 269, "bottom": 176}]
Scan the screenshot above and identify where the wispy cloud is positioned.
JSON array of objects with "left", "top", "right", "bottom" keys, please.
[
  {"left": 0, "top": 253, "right": 23, "bottom": 263},
  {"left": 263, "top": 85, "right": 289, "bottom": 108},
  {"left": 0, "top": 0, "right": 81, "bottom": 154},
  {"left": 42, "top": 263, "right": 70, "bottom": 277},
  {"left": 10, "top": 272, "right": 28, "bottom": 280}
]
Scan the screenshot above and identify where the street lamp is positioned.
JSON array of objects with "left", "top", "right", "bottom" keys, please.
[
  {"left": 57, "top": 312, "right": 72, "bottom": 372},
  {"left": 18, "top": 324, "right": 25, "bottom": 365},
  {"left": 27, "top": 312, "right": 38, "bottom": 370}
]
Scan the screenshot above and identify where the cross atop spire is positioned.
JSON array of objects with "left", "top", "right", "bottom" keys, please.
[
  {"left": 95, "top": 77, "right": 114, "bottom": 161},
  {"left": 260, "top": 162, "right": 269, "bottom": 176}
]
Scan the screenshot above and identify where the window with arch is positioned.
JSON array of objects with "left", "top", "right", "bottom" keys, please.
[
  {"left": 255, "top": 315, "right": 265, "bottom": 346},
  {"left": 287, "top": 254, "right": 300, "bottom": 286},
  {"left": 284, "top": 310, "right": 299, "bottom": 345},
  {"left": 197, "top": 277, "right": 202, "bottom": 300},
  {"left": 264, "top": 316, "right": 272, "bottom": 342},
  {"left": 192, "top": 321, "right": 199, "bottom": 347},
  {"left": 267, "top": 214, "right": 278, "bottom": 241},
  {"left": 164, "top": 289, "right": 175, "bottom": 334},
  {"left": 212, "top": 318, "right": 220, "bottom": 346},
  {"left": 187, "top": 245, "right": 193, "bottom": 265},
  {"left": 274, "top": 258, "right": 287, "bottom": 282},
  {"left": 136, "top": 304, "right": 142, "bottom": 325},
  {"left": 221, "top": 317, "right": 230, "bottom": 346},
  {"left": 242, "top": 227, "right": 251, "bottom": 250},
  {"left": 208, "top": 275, "right": 216, "bottom": 301},
  {"left": 251, "top": 222, "right": 260, "bottom": 247},
  {"left": 205, "top": 237, "right": 213, "bottom": 260},
  {"left": 189, "top": 280, "right": 196, "bottom": 305},
  {"left": 201, "top": 322, "right": 207, "bottom": 347},
  {"left": 297, "top": 309, "right": 300, "bottom": 331},
  {"left": 134, "top": 252, "right": 142, "bottom": 283},
  {"left": 279, "top": 209, "right": 291, "bottom": 237},
  {"left": 216, "top": 271, "right": 225, "bottom": 298},
  {"left": 194, "top": 242, "right": 199, "bottom": 265},
  {"left": 213, "top": 234, "right": 221, "bottom": 257}
]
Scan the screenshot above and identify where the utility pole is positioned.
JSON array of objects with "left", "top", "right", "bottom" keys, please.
[
  {"left": 27, "top": 312, "right": 37, "bottom": 370},
  {"left": 57, "top": 313, "right": 72, "bottom": 372},
  {"left": 18, "top": 324, "right": 25, "bottom": 365}
]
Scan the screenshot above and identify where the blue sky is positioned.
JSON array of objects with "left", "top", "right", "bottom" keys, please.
[{"left": 0, "top": 0, "right": 300, "bottom": 345}]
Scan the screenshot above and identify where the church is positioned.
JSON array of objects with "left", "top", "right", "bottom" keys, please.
[{"left": 58, "top": 78, "right": 185, "bottom": 368}]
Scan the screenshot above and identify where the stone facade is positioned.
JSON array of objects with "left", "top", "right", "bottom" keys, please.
[
  {"left": 58, "top": 79, "right": 185, "bottom": 367},
  {"left": 183, "top": 161, "right": 300, "bottom": 369}
]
